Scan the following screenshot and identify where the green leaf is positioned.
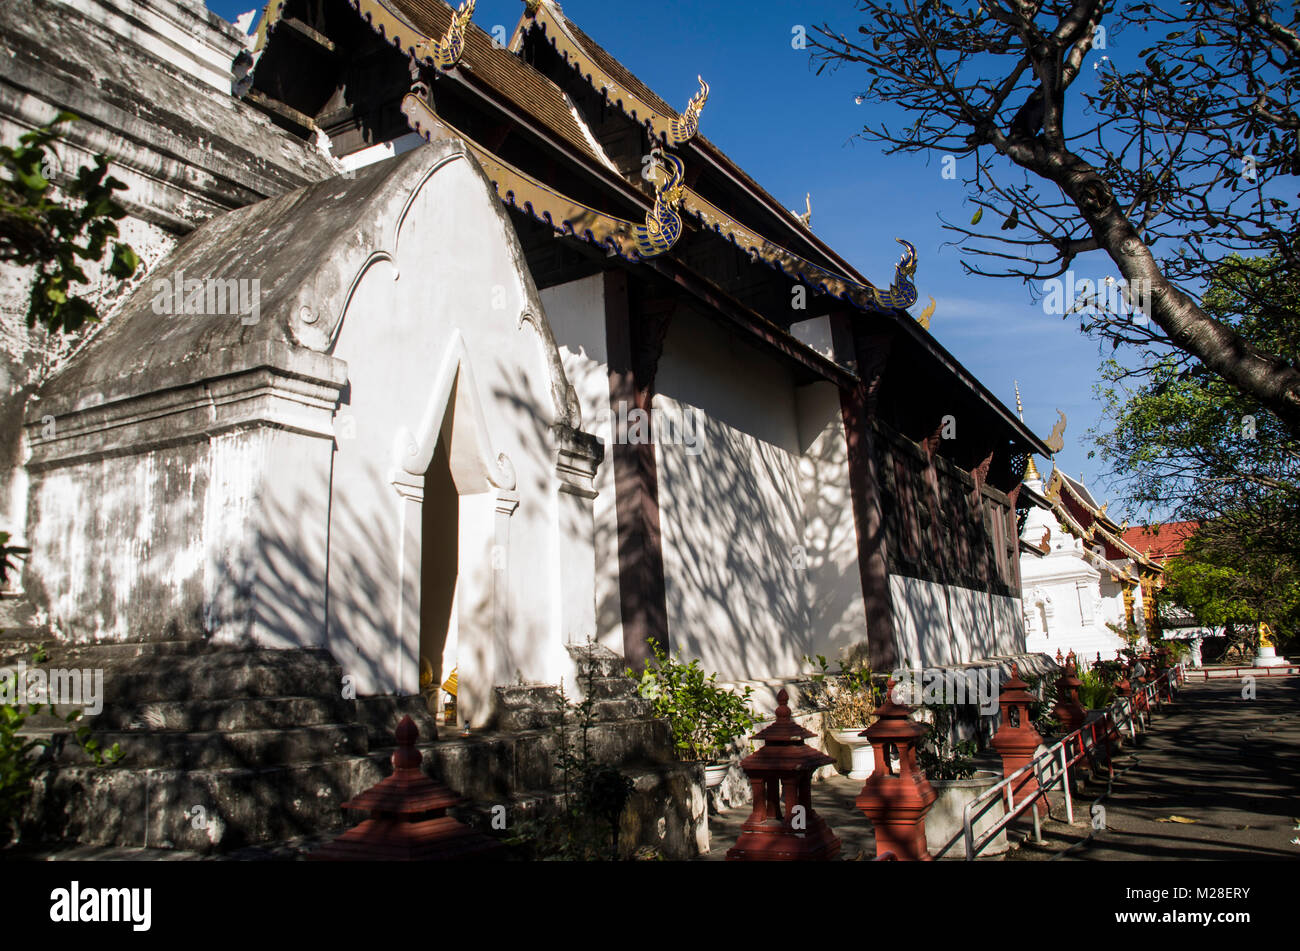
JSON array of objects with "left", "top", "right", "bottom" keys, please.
[{"left": 970, "top": 207, "right": 983, "bottom": 225}]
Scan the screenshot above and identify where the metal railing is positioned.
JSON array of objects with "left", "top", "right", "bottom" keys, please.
[{"left": 958, "top": 663, "right": 1185, "bottom": 861}]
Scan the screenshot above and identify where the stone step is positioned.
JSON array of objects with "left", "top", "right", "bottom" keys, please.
[
  {"left": 589, "top": 697, "right": 653, "bottom": 722},
  {"left": 97, "top": 650, "right": 344, "bottom": 703},
  {"left": 494, "top": 683, "right": 565, "bottom": 732},
  {"left": 567, "top": 643, "right": 628, "bottom": 679},
  {"left": 21, "top": 754, "right": 388, "bottom": 853},
  {"left": 30, "top": 723, "right": 369, "bottom": 770},
  {"left": 93, "top": 695, "right": 356, "bottom": 732},
  {"left": 454, "top": 761, "right": 707, "bottom": 859},
  {"left": 354, "top": 695, "right": 440, "bottom": 749},
  {"left": 582, "top": 675, "right": 641, "bottom": 700}
]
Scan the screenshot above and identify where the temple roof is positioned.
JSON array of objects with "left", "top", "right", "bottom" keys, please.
[
  {"left": 29, "top": 147, "right": 460, "bottom": 417},
  {"left": 1121, "top": 522, "right": 1199, "bottom": 561}
]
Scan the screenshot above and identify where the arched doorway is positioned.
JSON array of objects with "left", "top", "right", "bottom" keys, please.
[{"left": 419, "top": 417, "right": 458, "bottom": 720}]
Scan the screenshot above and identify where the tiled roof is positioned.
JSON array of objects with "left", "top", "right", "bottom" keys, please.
[
  {"left": 545, "top": 5, "right": 869, "bottom": 284},
  {"left": 1121, "top": 522, "right": 1199, "bottom": 560},
  {"left": 351, "top": 0, "right": 610, "bottom": 170}
]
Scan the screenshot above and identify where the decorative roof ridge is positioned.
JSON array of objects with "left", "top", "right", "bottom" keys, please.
[
  {"left": 682, "top": 189, "right": 916, "bottom": 313},
  {"left": 402, "top": 93, "right": 653, "bottom": 261},
  {"left": 524, "top": 0, "right": 694, "bottom": 146},
  {"left": 520, "top": 2, "right": 877, "bottom": 287}
]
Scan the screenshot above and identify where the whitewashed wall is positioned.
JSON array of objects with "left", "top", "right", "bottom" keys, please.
[
  {"left": 539, "top": 274, "right": 624, "bottom": 656},
  {"left": 889, "top": 575, "right": 1024, "bottom": 667},
  {"left": 322, "top": 151, "right": 591, "bottom": 720},
  {"left": 654, "top": 310, "right": 866, "bottom": 683}
]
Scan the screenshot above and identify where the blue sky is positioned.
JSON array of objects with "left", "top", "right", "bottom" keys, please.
[{"left": 207, "top": 0, "right": 1141, "bottom": 513}]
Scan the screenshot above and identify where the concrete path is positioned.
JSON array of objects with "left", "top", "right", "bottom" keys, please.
[
  {"left": 703, "top": 675, "right": 1300, "bottom": 862},
  {"left": 1040, "top": 675, "right": 1300, "bottom": 861}
]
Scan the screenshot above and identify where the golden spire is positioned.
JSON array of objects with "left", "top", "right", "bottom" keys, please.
[
  {"left": 1024, "top": 456, "right": 1040, "bottom": 481},
  {"left": 1014, "top": 380, "right": 1025, "bottom": 421}
]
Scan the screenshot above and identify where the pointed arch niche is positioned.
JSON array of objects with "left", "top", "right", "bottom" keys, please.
[{"left": 389, "top": 330, "right": 518, "bottom": 725}]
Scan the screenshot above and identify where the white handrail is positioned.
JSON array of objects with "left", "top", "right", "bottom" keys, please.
[{"left": 957, "top": 662, "right": 1184, "bottom": 861}]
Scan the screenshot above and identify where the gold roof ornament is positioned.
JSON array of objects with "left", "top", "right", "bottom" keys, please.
[
  {"left": 635, "top": 151, "right": 686, "bottom": 257},
  {"left": 523, "top": 0, "right": 543, "bottom": 16},
  {"left": 420, "top": 0, "right": 476, "bottom": 70},
  {"left": 1024, "top": 455, "right": 1040, "bottom": 481},
  {"left": 669, "top": 76, "right": 709, "bottom": 145},
  {"left": 917, "top": 296, "right": 936, "bottom": 329},
  {"left": 1045, "top": 409, "right": 1067, "bottom": 453},
  {"left": 1014, "top": 380, "right": 1025, "bottom": 421}
]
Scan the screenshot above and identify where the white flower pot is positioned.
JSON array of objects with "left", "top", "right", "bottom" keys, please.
[
  {"left": 704, "top": 763, "right": 729, "bottom": 789},
  {"left": 828, "top": 728, "right": 875, "bottom": 780},
  {"left": 926, "top": 770, "right": 1007, "bottom": 859}
]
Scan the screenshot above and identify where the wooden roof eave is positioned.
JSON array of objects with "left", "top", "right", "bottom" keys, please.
[
  {"left": 894, "top": 312, "right": 1052, "bottom": 457},
  {"left": 401, "top": 96, "right": 857, "bottom": 390},
  {"left": 520, "top": 1, "right": 884, "bottom": 288}
]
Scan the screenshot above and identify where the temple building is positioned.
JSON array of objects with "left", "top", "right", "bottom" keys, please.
[
  {"left": 1, "top": 0, "right": 1054, "bottom": 851},
  {"left": 1017, "top": 457, "right": 1165, "bottom": 663}
]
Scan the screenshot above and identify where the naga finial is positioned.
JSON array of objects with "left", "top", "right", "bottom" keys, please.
[
  {"left": 916, "top": 296, "right": 936, "bottom": 329},
  {"left": 669, "top": 76, "right": 709, "bottom": 145},
  {"left": 791, "top": 192, "right": 812, "bottom": 228},
  {"left": 867, "top": 239, "right": 919, "bottom": 310},
  {"left": 425, "top": 0, "right": 476, "bottom": 69},
  {"left": 634, "top": 152, "right": 686, "bottom": 257}
]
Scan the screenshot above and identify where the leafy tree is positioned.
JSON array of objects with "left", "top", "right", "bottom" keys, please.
[
  {"left": 1091, "top": 255, "right": 1299, "bottom": 563},
  {"left": 1162, "top": 524, "right": 1300, "bottom": 649},
  {"left": 809, "top": 0, "right": 1300, "bottom": 435},
  {"left": 0, "top": 112, "right": 139, "bottom": 334},
  {"left": 1091, "top": 254, "right": 1299, "bottom": 649}
]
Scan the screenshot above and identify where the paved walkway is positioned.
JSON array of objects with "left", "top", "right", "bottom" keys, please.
[
  {"left": 1042, "top": 675, "right": 1300, "bottom": 861},
  {"left": 702, "top": 675, "right": 1300, "bottom": 861}
]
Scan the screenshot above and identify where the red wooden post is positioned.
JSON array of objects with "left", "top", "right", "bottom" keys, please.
[
  {"left": 311, "top": 715, "right": 502, "bottom": 861},
  {"left": 992, "top": 665, "right": 1047, "bottom": 818},
  {"left": 726, "top": 689, "right": 840, "bottom": 861},
  {"left": 1052, "top": 653, "right": 1086, "bottom": 734},
  {"left": 855, "top": 679, "right": 936, "bottom": 861}
]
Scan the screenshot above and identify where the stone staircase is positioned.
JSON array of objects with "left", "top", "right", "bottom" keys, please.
[{"left": 3, "top": 612, "right": 706, "bottom": 858}]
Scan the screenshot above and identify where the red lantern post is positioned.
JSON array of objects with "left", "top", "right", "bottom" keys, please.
[
  {"left": 312, "top": 715, "right": 502, "bottom": 860},
  {"left": 1052, "top": 653, "right": 1086, "bottom": 735},
  {"left": 992, "top": 665, "right": 1047, "bottom": 818},
  {"left": 854, "top": 679, "right": 936, "bottom": 861},
  {"left": 725, "top": 689, "right": 840, "bottom": 861}
]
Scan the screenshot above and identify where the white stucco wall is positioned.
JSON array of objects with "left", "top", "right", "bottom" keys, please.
[
  {"left": 323, "top": 151, "right": 588, "bottom": 719},
  {"left": 539, "top": 274, "right": 624, "bottom": 656},
  {"left": 653, "top": 309, "right": 866, "bottom": 683},
  {"left": 889, "top": 575, "right": 1024, "bottom": 667}
]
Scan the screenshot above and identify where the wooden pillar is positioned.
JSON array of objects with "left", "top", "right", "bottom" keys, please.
[
  {"left": 604, "top": 269, "right": 671, "bottom": 668},
  {"left": 836, "top": 320, "right": 898, "bottom": 672}
]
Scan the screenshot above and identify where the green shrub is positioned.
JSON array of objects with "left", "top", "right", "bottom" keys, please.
[{"left": 629, "top": 639, "right": 759, "bottom": 763}]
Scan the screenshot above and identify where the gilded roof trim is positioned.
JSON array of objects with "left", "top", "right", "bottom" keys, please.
[
  {"left": 402, "top": 93, "right": 647, "bottom": 261},
  {"left": 276, "top": 0, "right": 923, "bottom": 314},
  {"left": 683, "top": 189, "right": 916, "bottom": 313},
  {"left": 525, "top": 1, "right": 701, "bottom": 146}
]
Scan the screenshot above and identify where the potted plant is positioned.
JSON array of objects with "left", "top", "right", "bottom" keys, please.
[
  {"left": 915, "top": 702, "right": 1007, "bottom": 859},
  {"left": 1076, "top": 668, "right": 1116, "bottom": 710},
  {"left": 805, "top": 654, "right": 883, "bottom": 779},
  {"left": 629, "top": 639, "right": 759, "bottom": 788}
]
